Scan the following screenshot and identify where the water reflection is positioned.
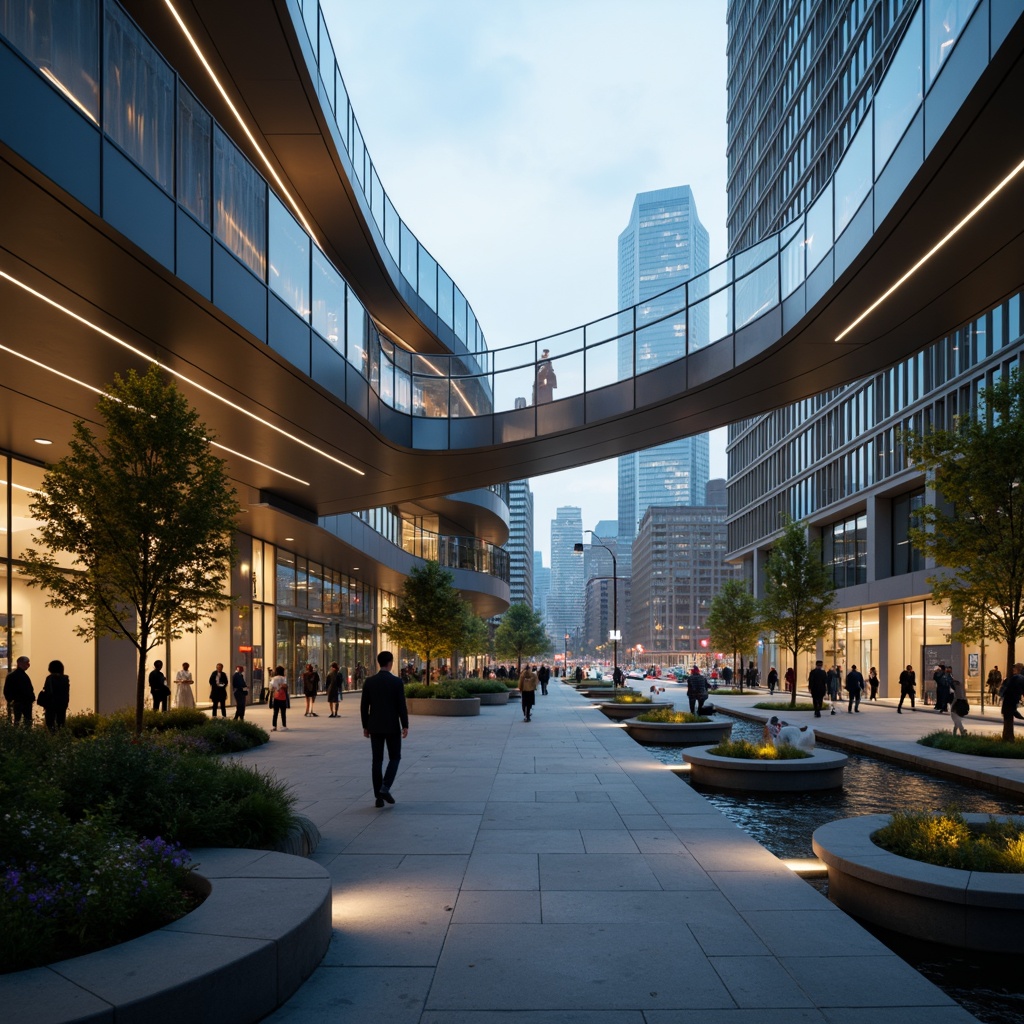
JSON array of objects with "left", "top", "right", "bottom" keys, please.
[{"left": 646, "top": 716, "right": 1024, "bottom": 859}]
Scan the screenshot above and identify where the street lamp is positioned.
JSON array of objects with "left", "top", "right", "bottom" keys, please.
[
  {"left": 574, "top": 530, "right": 618, "bottom": 685},
  {"left": 564, "top": 632, "right": 569, "bottom": 674}
]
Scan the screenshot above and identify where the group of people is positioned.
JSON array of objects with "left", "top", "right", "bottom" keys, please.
[
  {"left": 806, "top": 661, "right": 882, "bottom": 716},
  {"left": 2, "top": 656, "right": 70, "bottom": 731},
  {"left": 147, "top": 660, "right": 249, "bottom": 717}
]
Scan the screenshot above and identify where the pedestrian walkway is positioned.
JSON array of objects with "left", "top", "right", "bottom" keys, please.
[{"left": 234, "top": 683, "right": 991, "bottom": 1023}]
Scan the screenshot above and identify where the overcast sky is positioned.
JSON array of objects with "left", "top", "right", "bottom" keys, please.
[{"left": 323, "top": 0, "right": 729, "bottom": 561}]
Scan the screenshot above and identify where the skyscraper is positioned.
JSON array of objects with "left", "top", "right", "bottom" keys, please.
[
  {"left": 547, "top": 507, "right": 584, "bottom": 660},
  {"left": 617, "top": 186, "right": 711, "bottom": 573},
  {"left": 506, "top": 479, "right": 534, "bottom": 608}
]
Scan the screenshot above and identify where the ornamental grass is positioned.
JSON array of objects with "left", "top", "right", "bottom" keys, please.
[
  {"left": 404, "top": 680, "right": 472, "bottom": 699},
  {"left": 918, "top": 730, "right": 1024, "bottom": 759},
  {"left": 706, "top": 738, "right": 811, "bottom": 760},
  {"left": 873, "top": 808, "right": 1024, "bottom": 872},
  {"left": 634, "top": 708, "right": 710, "bottom": 724},
  {"left": 752, "top": 701, "right": 818, "bottom": 711}
]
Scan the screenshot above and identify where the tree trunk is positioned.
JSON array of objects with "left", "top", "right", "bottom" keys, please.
[
  {"left": 789, "top": 650, "right": 797, "bottom": 708},
  {"left": 135, "top": 628, "right": 148, "bottom": 736}
]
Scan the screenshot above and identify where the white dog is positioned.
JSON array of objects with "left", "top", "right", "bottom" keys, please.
[{"left": 764, "top": 715, "right": 815, "bottom": 751}]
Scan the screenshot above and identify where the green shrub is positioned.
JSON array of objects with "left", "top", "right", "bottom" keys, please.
[
  {"left": 873, "top": 808, "right": 1024, "bottom": 872},
  {"left": 635, "top": 708, "right": 709, "bottom": 723},
  {"left": 707, "top": 738, "right": 810, "bottom": 760},
  {"left": 404, "top": 681, "right": 472, "bottom": 699},
  {"left": 918, "top": 731, "right": 1024, "bottom": 759},
  {"left": 610, "top": 692, "right": 657, "bottom": 704},
  {"left": 458, "top": 678, "right": 509, "bottom": 695},
  {"left": 752, "top": 701, "right": 818, "bottom": 711},
  {"left": 181, "top": 718, "right": 269, "bottom": 753}
]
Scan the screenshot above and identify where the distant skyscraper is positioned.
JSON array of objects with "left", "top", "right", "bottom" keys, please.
[
  {"left": 617, "top": 186, "right": 711, "bottom": 573},
  {"left": 506, "top": 479, "right": 534, "bottom": 608},
  {"left": 547, "top": 507, "right": 583, "bottom": 658},
  {"left": 533, "top": 550, "right": 551, "bottom": 623}
]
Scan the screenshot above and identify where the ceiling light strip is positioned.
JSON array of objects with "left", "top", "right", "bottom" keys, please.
[
  {"left": 0, "top": 341, "right": 309, "bottom": 486},
  {"left": 163, "top": 0, "right": 321, "bottom": 247},
  {"left": 835, "top": 156, "right": 1024, "bottom": 342},
  {"left": 0, "top": 270, "right": 364, "bottom": 476}
]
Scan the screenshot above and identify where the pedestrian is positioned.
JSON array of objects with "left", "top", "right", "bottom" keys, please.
[
  {"left": 270, "top": 666, "right": 290, "bottom": 731},
  {"left": 845, "top": 664, "right": 864, "bottom": 713},
  {"left": 827, "top": 665, "right": 840, "bottom": 703},
  {"left": 353, "top": 662, "right": 365, "bottom": 689},
  {"left": 360, "top": 651, "right": 408, "bottom": 806},
  {"left": 1001, "top": 663, "right": 1024, "bottom": 741},
  {"left": 897, "top": 664, "right": 916, "bottom": 713},
  {"left": 721, "top": 664, "right": 734, "bottom": 687},
  {"left": 745, "top": 661, "right": 760, "bottom": 688},
  {"left": 3, "top": 656, "right": 34, "bottom": 728},
  {"left": 538, "top": 663, "right": 551, "bottom": 695},
  {"left": 934, "top": 664, "right": 952, "bottom": 712},
  {"left": 867, "top": 666, "right": 880, "bottom": 701},
  {"left": 613, "top": 664, "right": 624, "bottom": 687},
  {"left": 687, "top": 665, "right": 709, "bottom": 714},
  {"left": 149, "top": 659, "right": 169, "bottom": 711},
  {"left": 174, "top": 662, "right": 195, "bottom": 708},
  {"left": 231, "top": 665, "right": 248, "bottom": 719},
  {"left": 784, "top": 666, "right": 795, "bottom": 694},
  {"left": 949, "top": 675, "right": 969, "bottom": 736},
  {"left": 519, "top": 663, "right": 538, "bottom": 721},
  {"left": 38, "top": 659, "right": 70, "bottom": 732},
  {"left": 208, "top": 663, "right": 229, "bottom": 717},
  {"left": 574, "top": 664, "right": 584, "bottom": 684},
  {"left": 808, "top": 660, "right": 829, "bottom": 718},
  {"left": 766, "top": 666, "right": 778, "bottom": 694},
  {"left": 326, "top": 661, "right": 343, "bottom": 717},
  {"left": 987, "top": 666, "right": 1003, "bottom": 699},
  {"left": 302, "top": 663, "right": 320, "bottom": 716}
]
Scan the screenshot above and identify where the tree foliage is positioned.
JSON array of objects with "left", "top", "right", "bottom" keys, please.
[
  {"left": 494, "top": 603, "right": 551, "bottom": 672},
  {"left": 758, "top": 516, "right": 836, "bottom": 707},
  {"left": 706, "top": 579, "right": 761, "bottom": 690},
  {"left": 903, "top": 371, "right": 1024, "bottom": 690},
  {"left": 382, "top": 561, "right": 468, "bottom": 681},
  {"left": 20, "top": 366, "right": 238, "bottom": 733}
]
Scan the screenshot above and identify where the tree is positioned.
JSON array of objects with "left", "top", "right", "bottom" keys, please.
[
  {"left": 459, "top": 612, "right": 492, "bottom": 674},
  {"left": 494, "top": 603, "right": 551, "bottom": 673},
  {"left": 383, "top": 561, "right": 468, "bottom": 682},
  {"left": 903, "top": 371, "right": 1024, "bottom": 731},
  {"left": 20, "top": 366, "right": 238, "bottom": 734},
  {"left": 759, "top": 516, "right": 837, "bottom": 707},
  {"left": 706, "top": 579, "right": 761, "bottom": 692}
]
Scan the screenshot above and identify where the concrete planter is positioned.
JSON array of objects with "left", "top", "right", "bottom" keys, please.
[
  {"left": 813, "top": 813, "right": 1024, "bottom": 952},
  {"left": 406, "top": 696, "right": 481, "bottom": 717},
  {"left": 683, "top": 745, "right": 847, "bottom": 790},
  {"left": 506, "top": 688, "right": 521, "bottom": 701},
  {"left": 597, "top": 700, "right": 673, "bottom": 721},
  {"left": 476, "top": 690, "right": 510, "bottom": 706},
  {"left": 624, "top": 717, "right": 731, "bottom": 746},
  {"left": 581, "top": 687, "right": 617, "bottom": 699}
]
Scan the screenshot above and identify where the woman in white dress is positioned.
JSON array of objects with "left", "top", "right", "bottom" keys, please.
[{"left": 175, "top": 662, "right": 195, "bottom": 708}]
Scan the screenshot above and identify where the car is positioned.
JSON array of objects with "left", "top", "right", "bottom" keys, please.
[{"left": 626, "top": 669, "right": 646, "bottom": 680}]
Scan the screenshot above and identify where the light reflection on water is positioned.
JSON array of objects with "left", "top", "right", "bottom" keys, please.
[{"left": 645, "top": 716, "right": 1024, "bottom": 859}]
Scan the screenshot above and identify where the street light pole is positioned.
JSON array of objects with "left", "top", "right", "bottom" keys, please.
[
  {"left": 564, "top": 632, "right": 569, "bottom": 675},
  {"left": 574, "top": 530, "right": 618, "bottom": 684}
]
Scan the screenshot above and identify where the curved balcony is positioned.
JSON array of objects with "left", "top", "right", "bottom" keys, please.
[{"left": 0, "top": 0, "right": 1021, "bottom": 517}]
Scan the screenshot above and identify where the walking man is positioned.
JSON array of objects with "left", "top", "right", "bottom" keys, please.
[
  {"left": 1001, "top": 663, "right": 1024, "bottom": 742},
  {"left": 537, "top": 663, "right": 551, "bottom": 695},
  {"left": 209, "top": 663, "right": 229, "bottom": 717},
  {"left": 808, "top": 660, "right": 829, "bottom": 718},
  {"left": 897, "top": 664, "right": 916, "bottom": 713},
  {"left": 360, "top": 651, "right": 408, "bottom": 807},
  {"left": 845, "top": 664, "right": 864, "bottom": 713},
  {"left": 231, "top": 665, "right": 248, "bottom": 719}
]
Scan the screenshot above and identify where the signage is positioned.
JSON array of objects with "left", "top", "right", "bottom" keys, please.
[{"left": 610, "top": 630, "right": 621, "bottom": 641}]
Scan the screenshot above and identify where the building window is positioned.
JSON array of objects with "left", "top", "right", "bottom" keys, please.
[
  {"left": 214, "top": 126, "right": 266, "bottom": 278},
  {"left": 822, "top": 512, "right": 867, "bottom": 588},
  {"left": 891, "top": 487, "right": 926, "bottom": 576},
  {"left": 176, "top": 85, "right": 211, "bottom": 227}
]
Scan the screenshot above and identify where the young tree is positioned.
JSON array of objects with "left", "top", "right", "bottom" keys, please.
[
  {"left": 706, "top": 579, "right": 761, "bottom": 693},
  {"left": 383, "top": 561, "right": 468, "bottom": 682},
  {"left": 494, "top": 603, "right": 551, "bottom": 673},
  {"left": 903, "top": 371, "right": 1024, "bottom": 731},
  {"left": 759, "top": 516, "right": 837, "bottom": 708},
  {"left": 459, "top": 612, "right": 492, "bottom": 675},
  {"left": 20, "top": 366, "right": 238, "bottom": 734}
]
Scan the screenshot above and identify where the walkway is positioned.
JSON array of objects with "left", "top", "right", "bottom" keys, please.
[{"left": 235, "top": 682, "right": 992, "bottom": 1023}]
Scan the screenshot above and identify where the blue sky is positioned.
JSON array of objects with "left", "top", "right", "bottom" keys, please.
[{"left": 322, "top": 0, "right": 729, "bottom": 560}]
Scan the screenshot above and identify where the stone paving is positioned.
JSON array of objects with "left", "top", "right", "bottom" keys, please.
[{"left": 226, "top": 680, "right": 1017, "bottom": 1023}]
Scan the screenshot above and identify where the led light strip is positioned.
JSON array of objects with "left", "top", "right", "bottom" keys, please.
[
  {"left": 0, "top": 270, "right": 364, "bottom": 476},
  {"left": 835, "top": 156, "right": 1024, "bottom": 342},
  {"left": 0, "top": 342, "right": 311, "bottom": 486}
]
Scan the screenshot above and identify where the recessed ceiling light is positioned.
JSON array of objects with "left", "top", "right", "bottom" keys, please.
[
  {"left": 284, "top": 537, "right": 294, "bottom": 542},
  {"left": 33, "top": 438, "right": 53, "bottom": 445},
  {"left": 352, "top": 566, "right": 360, "bottom": 571}
]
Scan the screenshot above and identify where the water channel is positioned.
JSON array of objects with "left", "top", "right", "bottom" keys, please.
[{"left": 643, "top": 715, "right": 1024, "bottom": 1024}]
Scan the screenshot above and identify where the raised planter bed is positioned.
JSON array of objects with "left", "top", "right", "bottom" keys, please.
[
  {"left": 476, "top": 690, "right": 510, "bottom": 706},
  {"left": 813, "top": 813, "right": 1024, "bottom": 952},
  {"left": 683, "top": 745, "right": 847, "bottom": 790},
  {"left": 406, "top": 696, "right": 481, "bottom": 717},
  {"left": 597, "top": 700, "right": 674, "bottom": 721},
  {"left": 624, "top": 717, "right": 731, "bottom": 745},
  {"left": 581, "top": 687, "right": 617, "bottom": 699},
  {"left": 506, "top": 688, "right": 521, "bottom": 701}
]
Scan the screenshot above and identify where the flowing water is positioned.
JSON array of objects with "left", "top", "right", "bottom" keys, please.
[{"left": 643, "top": 715, "right": 1024, "bottom": 1024}]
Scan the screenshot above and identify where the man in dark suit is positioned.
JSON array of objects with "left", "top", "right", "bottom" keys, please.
[
  {"left": 360, "top": 651, "right": 409, "bottom": 808},
  {"left": 231, "top": 665, "right": 248, "bottom": 720},
  {"left": 208, "top": 663, "right": 229, "bottom": 717},
  {"left": 808, "top": 660, "right": 829, "bottom": 717}
]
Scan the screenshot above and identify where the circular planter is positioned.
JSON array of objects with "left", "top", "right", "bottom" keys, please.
[
  {"left": 506, "top": 688, "right": 521, "bottom": 701},
  {"left": 597, "top": 700, "right": 674, "bottom": 720},
  {"left": 581, "top": 687, "right": 618, "bottom": 699},
  {"left": 813, "top": 813, "right": 1024, "bottom": 953},
  {"left": 683, "top": 745, "right": 847, "bottom": 790},
  {"left": 406, "top": 696, "right": 481, "bottom": 717},
  {"left": 476, "top": 690, "right": 510, "bottom": 706},
  {"left": 624, "top": 717, "right": 732, "bottom": 746}
]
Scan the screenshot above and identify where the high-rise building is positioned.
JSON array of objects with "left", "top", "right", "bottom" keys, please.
[
  {"left": 533, "top": 552, "right": 551, "bottom": 624},
  {"left": 725, "top": 0, "right": 1024, "bottom": 694},
  {"left": 617, "top": 186, "right": 711, "bottom": 573},
  {"left": 506, "top": 480, "right": 534, "bottom": 608},
  {"left": 547, "top": 507, "right": 584, "bottom": 659}
]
